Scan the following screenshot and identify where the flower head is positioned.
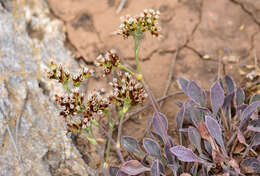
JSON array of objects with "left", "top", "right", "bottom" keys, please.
[
  {"left": 47, "top": 61, "right": 94, "bottom": 87},
  {"left": 95, "top": 49, "right": 121, "bottom": 75},
  {"left": 55, "top": 90, "right": 110, "bottom": 133},
  {"left": 109, "top": 72, "right": 147, "bottom": 107},
  {"left": 117, "top": 9, "right": 161, "bottom": 39}
]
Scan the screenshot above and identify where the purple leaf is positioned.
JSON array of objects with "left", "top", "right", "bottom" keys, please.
[
  {"left": 122, "top": 136, "right": 143, "bottom": 155},
  {"left": 170, "top": 146, "right": 205, "bottom": 164},
  {"left": 204, "top": 140, "right": 212, "bottom": 155},
  {"left": 150, "top": 160, "right": 160, "bottom": 176},
  {"left": 151, "top": 131, "right": 164, "bottom": 144},
  {"left": 167, "top": 164, "right": 179, "bottom": 173},
  {"left": 164, "top": 144, "right": 174, "bottom": 164},
  {"left": 188, "top": 126, "right": 202, "bottom": 155},
  {"left": 248, "top": 118, "right": 260, "bottom": 133},
  {"left": 225, "top": 75, "right": 236, "bottom": 94},
  {"left": 205, "top": 115, "right": 227, "bottom": 156},
  {"left": 223, "top": 92, "right": 234, "bottom": 109},
  {"left": 143, "top": 138, "right": 162, "bottom": 159},
  {"left": 150, "top": 160, "right": 165, "bottom": 176},
  {"left": 187, "top": 81, "right": 206, "bottom": 107},
  {"left": 178, "top": 77, "right": 189, "bottom": 94},
  {"left": 241, "top": 157, "right": 260, "bottom": 173},
  {"left": 235, "top": 88, "right": 245, "bottom": 107},
  {"left": 210, "top": 81, "right": 225, "bottom": 116},
  {"left": 152, "top": 112, "right": 168, "bottom": 143},
  {"left": 243, "top": 133, "right": 260, "bottom": 158},
  {"left": 239, "top": 101, "right": 260, "bottom": 129},
  {"left": 185, "top": 100, "right": 203, "bottom": 127},
  {"left": 110, "top": 166, "right": 119, "bottom": 176},
  {"left": 120, "top": 160, "right": 150, "bottom": 175},
  {"left": 250, "top": 93, "right": 260, "bottom": 104},
  {"left": 176, "top": 104, "right": 185, "bottom": 129}
]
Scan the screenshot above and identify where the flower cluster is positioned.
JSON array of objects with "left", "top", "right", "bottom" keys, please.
[
  {"left": 54, "top": 88, "right": 85, "bottom": 132},
  {"left": 95, "top": 49, "right": 121, "bottom": 75},
  {"left": 55, "top": 89, "right": 110, "bottom": 132},
  {"left": 47, "top": 61, "right": 70, "bottom": 85},
  {"left": 82, "top": 91, "right": 110, "bottom": 126},
  {"left": 47, "top": 61, "right": 94, "bottom": 87},
  {"left": 109, "top": 72, "right": 147, "bottom": 107},
  {"left": 117, "top": 9, "right": 161, "bottom": 39}
]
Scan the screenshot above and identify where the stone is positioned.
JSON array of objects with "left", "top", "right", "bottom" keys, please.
[{"left": 0, "top": 0, "right": 96, "bottom": 175}]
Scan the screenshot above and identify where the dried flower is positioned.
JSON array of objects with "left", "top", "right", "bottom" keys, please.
[
  {"left": 55, "top": 89, "right": 110, "bottom": 133},
  {"left": 47, "top": 61, "right": 70, "bottom": 85},
  {"left": 117, "top": 9, "right": 161, "bottom": 39},
  {"left": 47, "top": 61, "right": 94, "bottom": 87},
  {"left": 109, "top": 72, "right": 147, "bottom": 107},
  {"left": 95, "top": 49, "right": 121, "bottom": 75}
]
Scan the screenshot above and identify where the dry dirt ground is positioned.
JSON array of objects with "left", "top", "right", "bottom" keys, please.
[{"left": 46, "top": 0, "right": 260, "bottom": 169}]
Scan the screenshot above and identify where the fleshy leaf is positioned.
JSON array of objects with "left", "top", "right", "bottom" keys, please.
[
  {"left": 164, "top": 144, "right": 174, "bottom": 164},
  {"left": 167, "top": 164, "right": 179, "bottom": 174},
  {"left": 197, "top": 122, "right": 211, "bottom": 141},
  {"left": 187, "top": 81, "right": 206, "bottom": 107},
  {"left": 150, "top": 160, "right": 160, "bottom": 176},
  {"left": 248, "top": 118, "right": 260, "bottom": 132},
  {"left": 152, "top": 112, "right": 168, "bottom": 143},
  {"left": 242, "top": 133, "right": 260, "bottom": 158},
  {"left": 241, "top": 157, "right": 260, "bottom": 173},
  {"left": 170, "top": 146, "right": 206, "bottom": 164},
  {"left": 250, "top": 93, "right": 260, "bottom": 104},
  {"left": 109, "top": 166, "right": 119, "bottom": 176},
  {"left": 210, "top": 81, "right": 225, "bottom": 116},
  {"left": 225, "top": 75, "right": 236, "bottom": 94},
  {"left": 204, "top": 140, "right": 212, "bottom": 155},
  {"left": 176, "top": 104, "right": 185, "bottom": 129},
  {"left": 150, "top": 160, "right": 165, "bottom": 176},
  {"left": 237, "top": 129, "right": 247, "bottom": 146},
  {"left": 121, "top": 136, "right": 143, "bottom": 155},
  {"left": 235, "top": 88, "right": 245, "bottom": 107},
  {"left": 178, "top": 77, "right": 189, "bottom": 94},
  {"left": 205, "top": 115, "right": 227, "bottom": 156},
  {"left": 188, "top": 126, "right": 202, "bottom": 155},
  {"left": 239, "top": 101, "right": 260, "bottom": 129},
  {"left": 120, "top": 160, "right": 150, "bottom": 175},
  {"left": 143, "top": 138, "right": 162, "bottom": 159}
]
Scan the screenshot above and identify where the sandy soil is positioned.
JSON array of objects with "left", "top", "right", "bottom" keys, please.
[{"left": 46, "top": 0, "right": 260, "bottom": 169}]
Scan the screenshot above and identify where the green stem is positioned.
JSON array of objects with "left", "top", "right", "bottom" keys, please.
[
  {"left": 118, "top": 64, "right": 135, "bottom": 75},
  {"left": 116, "top": 106, "right": 129, "bottom": 148},
  {"left": 104, "top": 111, "right": 114, "bottom": 164},
  {"left": 134, "top": 33, "right": 142, "bottom": 74}
]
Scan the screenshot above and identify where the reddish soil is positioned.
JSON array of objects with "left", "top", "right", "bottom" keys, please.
[{"left": 46, "top": 0, "right": 260, "bottom": 171}]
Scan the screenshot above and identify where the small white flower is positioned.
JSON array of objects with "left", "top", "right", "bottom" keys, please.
[
  {"left": 140, "top": 12, "right": 145, "bottom": 18},
  {"left": 144, "top": 9, "right": 148, "bottom": 13}
]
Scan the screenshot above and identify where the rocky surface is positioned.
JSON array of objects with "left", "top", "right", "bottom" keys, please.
[{"left": 0, "top": 0, "right": 96, "bottom": 175}]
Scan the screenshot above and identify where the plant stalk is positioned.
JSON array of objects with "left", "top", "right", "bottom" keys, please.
[{"left": 133, "top": 33, "right": 170, "bottom": 146}]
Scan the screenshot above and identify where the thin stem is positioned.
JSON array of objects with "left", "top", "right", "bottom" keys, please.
[
  {"left": 133, "top": 32, "right": 169, "bottom": 145},
  {"left": 117, "top": 113, "right": 125, "bottom": 147},
  {"left": 134, "top": 33, "right": 142, "bottom": 74},
  {"left": 116, "top": 106, "right": 129, "bottom": 148},
  {"left": 105, "top": 111, "right": 114, "bottom": 164},
  {"left": 99, "top": 125, "right": 125, "bottom": 163},
  {"left": 95, "top": 144, "right": 109, "bottom": 176},
  {"left": 118, "top": 64, "right": 135, "bottom": 75}
]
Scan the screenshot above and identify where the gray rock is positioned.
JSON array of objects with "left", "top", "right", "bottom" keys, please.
[{"left": 0, "top": 1, "right": 96, "bottom": 176}]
